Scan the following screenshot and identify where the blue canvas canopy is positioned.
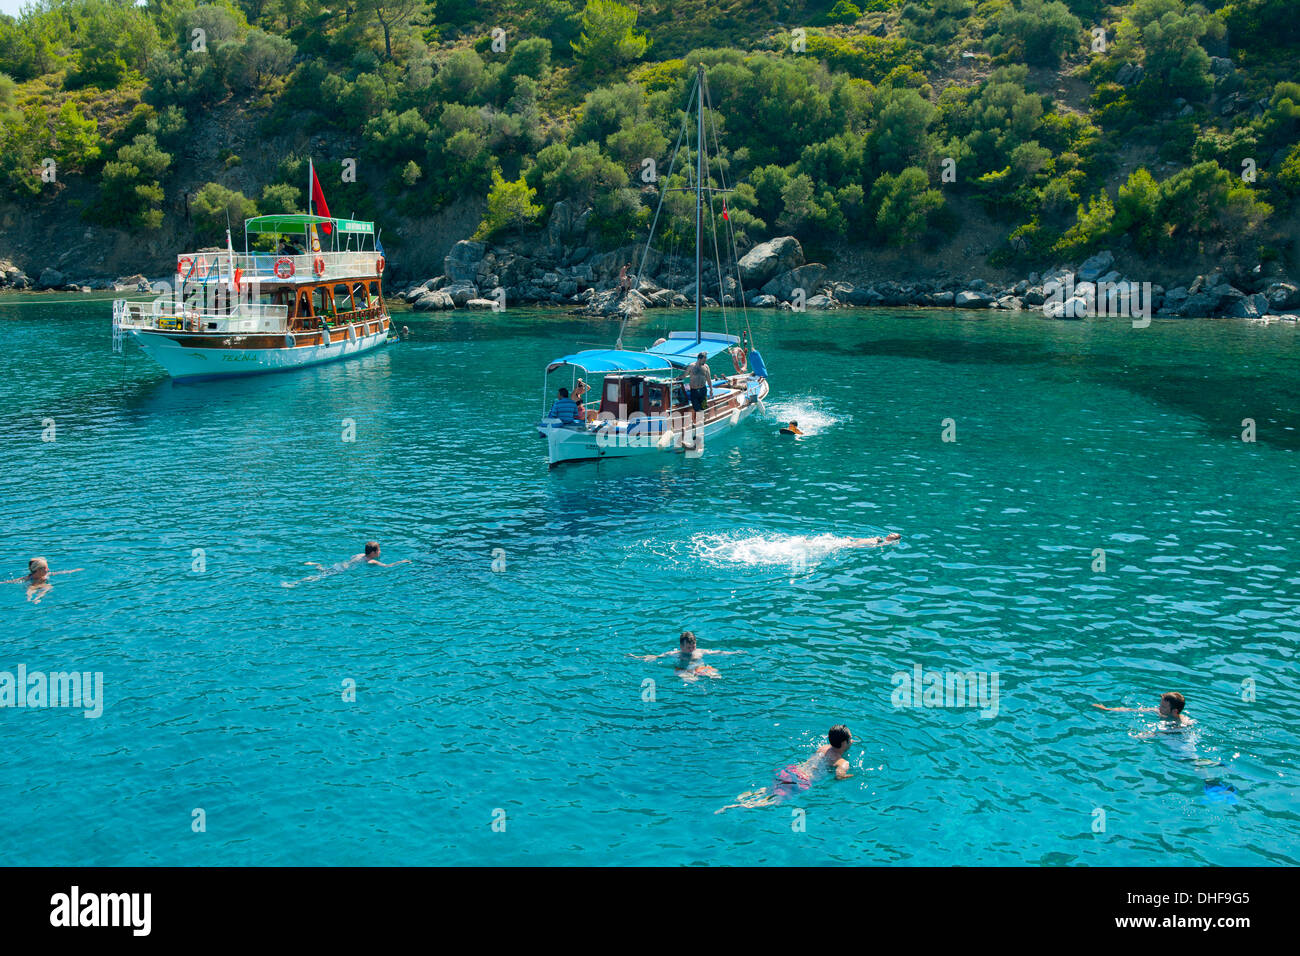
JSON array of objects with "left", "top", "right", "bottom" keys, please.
[
  {"left": 645, "top": 331, "right": 740, "bottom": 366},
  {"left": 546, "top": 350, "right": 676, "bottom": 374},
  {"left": 546, "top": 332, "right": 741, "bottom": 375}
]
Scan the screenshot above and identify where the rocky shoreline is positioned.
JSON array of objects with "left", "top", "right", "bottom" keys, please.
[
  {"left": 396, "top": 232, "right": 1299, "bottom": 325},
  {"left": 6, "top": 214, "right": 1299, "bottom": 325}
]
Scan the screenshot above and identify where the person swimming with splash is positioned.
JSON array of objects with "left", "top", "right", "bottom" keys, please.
[
  {"left": 846, "top": 532, "right": 901, "bottom": 548},
  {"left": 630, "top": 630, "right": 742, "bottom": 680},
  {"left": 716, "top": 725, "right": 854, "bottom": 813},
  {"left": 3, "top": 557, "right": 83, "bottom": 604},
  {"left": 284, "top": 541, "right": 409, "bottom": 587}
]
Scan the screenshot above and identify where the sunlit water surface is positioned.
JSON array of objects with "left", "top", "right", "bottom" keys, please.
[{"left": 1, "top": 294, "right": 1297, "bottom": 865}]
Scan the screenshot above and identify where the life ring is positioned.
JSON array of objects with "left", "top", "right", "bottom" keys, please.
[
  {"left": 312, "top": 256, "right": 325, "bottom": 277},
  {"left": 177, "top": 256, "right": 192, "bottom": 278},
  {"left": 731, "top": 346, "right": 748, "bottom": 371},
  {"left": 274, "top": 257, "right": 295, "bottom": 279},
  {"left": 194, "top": 256, "right": 209, "bottom": 279},
  {"left": 376, "top": 256, "right": 385, "bottom": 274}
]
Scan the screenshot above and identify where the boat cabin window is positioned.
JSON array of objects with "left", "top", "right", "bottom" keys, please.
[
  {"left": 313, "top": 286, "right": 332, "bottom": 317},
  {"left": 646, "top": 383, "right": 668, "bottom": 413}
]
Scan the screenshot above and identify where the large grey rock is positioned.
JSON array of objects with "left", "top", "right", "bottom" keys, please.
[
  {"left": 1175, "top": 291, "right": 1222, "bottom": 317},
  {"left": 1222, "top": 294, "right": 1259, "bottom": 319},
  {"left": 443, "top": 240, "right": 487, "bottom": 282},
  {"left": 954, "top": 289, "right": 994, "bottom": 308},
  {"left": 761, "top": 263, "right": 827, "bottom": 300},
  {"left": 1076, "top": 251, "right": 1115, "bottom": 282},
  {"left": 1116, "top": 63, "right": 1145, "bottom": 87},
  {"left": 1264, "top": 281, "right": 1299, "bottom": 311},
  {"left": 805, "top": 294, "right": 836, "bottom": 310},
  {"left": 413, "top": 290, "right": 454, "bottom": 311},
  {"left": 750, "top": 294, "right": 778, "bottom": 308},
  {"left": 37, "top": 268, "right": 65, "bottom": 290},
  {"left": 738, "top": 237, "right": 804, "bottom": 287},
  {"left": 443, "top": 280, "right": 479, "bottom": 306}
]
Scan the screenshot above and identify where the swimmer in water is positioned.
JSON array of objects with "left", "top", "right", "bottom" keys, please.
[
  {"left": 1094, "top": 691, "right": 1191, "bottom": 728},
  {"left": 630, "top": 630, "right": 742, "bottom": 680},
  {"left": 716, "top": 725, "right": 854, "bottom": 813},
  {"left": 286, "top": 541, "right": 409, "bottom": 587},
  {"left": 3, "top": 557, "right": 83, "bottom": 604},
  {"left": 846, "top": 532, "right": 902, "bottom": 547},
  {"left": 780, "top": 421, "right": 804, "bottom": 435}
]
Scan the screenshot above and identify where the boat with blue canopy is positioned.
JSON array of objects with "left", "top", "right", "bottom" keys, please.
[{"left": 539, "top": 66, "right": 770, "bottom": 466}]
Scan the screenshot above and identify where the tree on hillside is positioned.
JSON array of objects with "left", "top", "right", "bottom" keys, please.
[
  {"left": 990, "top": 0, "right": 1082, "bottom": 68},
  {"left": 192, "top": 182, "right": 259, "bottom": 242},
  {"left": 358, "top": 0, "right": 432, "bottom": 60},
  {"left": 474, "top": 167, "right": 543, "bottom": 240},
  {"left": 571, "top": 0, "right": 649, "bottom": 74}
]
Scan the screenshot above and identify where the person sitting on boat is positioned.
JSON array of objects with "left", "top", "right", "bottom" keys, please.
[
  {"left": 547, "top": 387, "right": 582, "bottom": 425},
  {"left": 277, "top": 238, "right": 303, "bottom": 256},
  {"left": 3, "top": 557, "right": 83, "bottom": 604},
  {"left": 570, "top": 379, "right": 593, "bottom": 420}
]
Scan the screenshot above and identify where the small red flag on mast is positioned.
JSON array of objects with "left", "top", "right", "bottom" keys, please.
[{"left": 309, "top": 159, "right": 333, "bottom": 234}]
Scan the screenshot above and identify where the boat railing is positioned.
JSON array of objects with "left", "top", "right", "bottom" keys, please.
[
  {"left": 174, "top": 251, "right": 383, "bottom": 284},
  {"left": 114, "top": 298, "right": 291, "bottom": 335}
]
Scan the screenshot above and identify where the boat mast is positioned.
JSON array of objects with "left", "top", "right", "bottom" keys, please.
[{"left": 695, "top": 63, "right": 704, "bottom": 346}]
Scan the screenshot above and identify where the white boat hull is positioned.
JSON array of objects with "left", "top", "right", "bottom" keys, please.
[{"left": 129, "top": 326, "right": 389, "bottom": 381}]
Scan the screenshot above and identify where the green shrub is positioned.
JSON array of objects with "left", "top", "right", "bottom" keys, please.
[
  {"left": 474, "top": 167, "right": 544, "bottom": 239},
  {"left": 192, "top": 182, "right": 258, "bottom": 243}
]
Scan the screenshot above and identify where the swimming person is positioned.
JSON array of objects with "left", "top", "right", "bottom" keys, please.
[
  {"left": 716, "top": 725, "right": 854, "bottom": 813},
  {"left": 285, "top": 542, "right": 409, "bottom": 587},
  {"left": 779, "top": 421, "right": 804, "bottom": 436},
  {"left": 630, "top": 630, "right": 742, "bottom": 680},
  {"left": 846, "top": 532, "right": 902, "bottom": 547},
  {"left": 1094, "top": 691, "right": 1191, "bottom": 728},
  {"left": 547, "top": 387, "right": 581, "bottom": 424},
  {"left": 3, "top": 557, "right": 83, "bottom": 604}
]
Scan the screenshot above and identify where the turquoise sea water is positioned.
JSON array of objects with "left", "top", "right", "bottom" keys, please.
[{"left": 2, "top": 293, "right": 1298, "bottom": 866}]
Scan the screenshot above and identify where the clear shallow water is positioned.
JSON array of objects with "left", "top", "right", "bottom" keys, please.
[{"left": 2, "top": 293, "right": 1298, "bottom": 866}]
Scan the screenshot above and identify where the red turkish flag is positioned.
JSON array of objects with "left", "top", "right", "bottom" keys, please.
[{"left": 310, "top": 165, "right": 333, "bottom": 234}]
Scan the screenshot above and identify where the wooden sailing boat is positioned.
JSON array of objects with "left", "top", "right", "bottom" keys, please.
[{"left": 539, "top": 65, "right": 770, "bottom": 466}]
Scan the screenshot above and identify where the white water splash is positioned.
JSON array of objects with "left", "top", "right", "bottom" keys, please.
[
  {"left": 764, "top": 399, "right": 842, "bottom": 436},
  {"left": 694, "top": 532, "right": 879, "bottom": 569}
]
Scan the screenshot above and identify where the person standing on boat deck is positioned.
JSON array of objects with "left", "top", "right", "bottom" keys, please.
[
  {"left": 547, "top": 387, "right": 581, "bottom": 424},
  {"left": 681, "top": 351, "right": 712, "bottom": 429}
]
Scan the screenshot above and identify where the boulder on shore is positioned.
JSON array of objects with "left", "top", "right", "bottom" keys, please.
[
  {"left": 443, "top": 241, "right": 486, "bottom": 282},
  {"left": 737, "top": 236, "right": 804, "bottom": 287},
  {"left": 954, "top": 289, "right": 994, "bottom": 309}
]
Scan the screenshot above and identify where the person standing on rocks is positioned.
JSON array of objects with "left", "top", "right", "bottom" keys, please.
[{"left": 619, "top": 263, "right": 633, "bottom": 296}]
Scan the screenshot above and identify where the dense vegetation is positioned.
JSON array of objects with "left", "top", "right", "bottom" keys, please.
[{"left": 1, "top": 0, "right": 1297, "bottom": 271}]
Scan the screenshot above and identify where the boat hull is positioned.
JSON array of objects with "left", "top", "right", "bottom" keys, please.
[
  {"left": 129, "top": 324, "right": 390, "bottom": 381},
  {"left": 547, "top": 378, "right": 769, "bottom": 466}
]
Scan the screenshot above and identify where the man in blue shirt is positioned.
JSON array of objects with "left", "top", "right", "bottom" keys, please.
[{"left": 548, "top": 387, "right": 581, "bottom": 424}]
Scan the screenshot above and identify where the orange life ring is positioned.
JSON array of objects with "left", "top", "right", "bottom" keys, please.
[
  {"left": 376, "top": 256, "right": 386, "bottom": 274},
  {"left": 731, "top": 346, "right": 748, "bottom": 372},
  {"left": 177, "top": 256, "right": 192, "bottom": 277},
  {"left": 313, "top": 256, "right": 326, "bottom": 277},
  {"left": 274, "top": 257, "right": 295, "bottom": 279}
]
